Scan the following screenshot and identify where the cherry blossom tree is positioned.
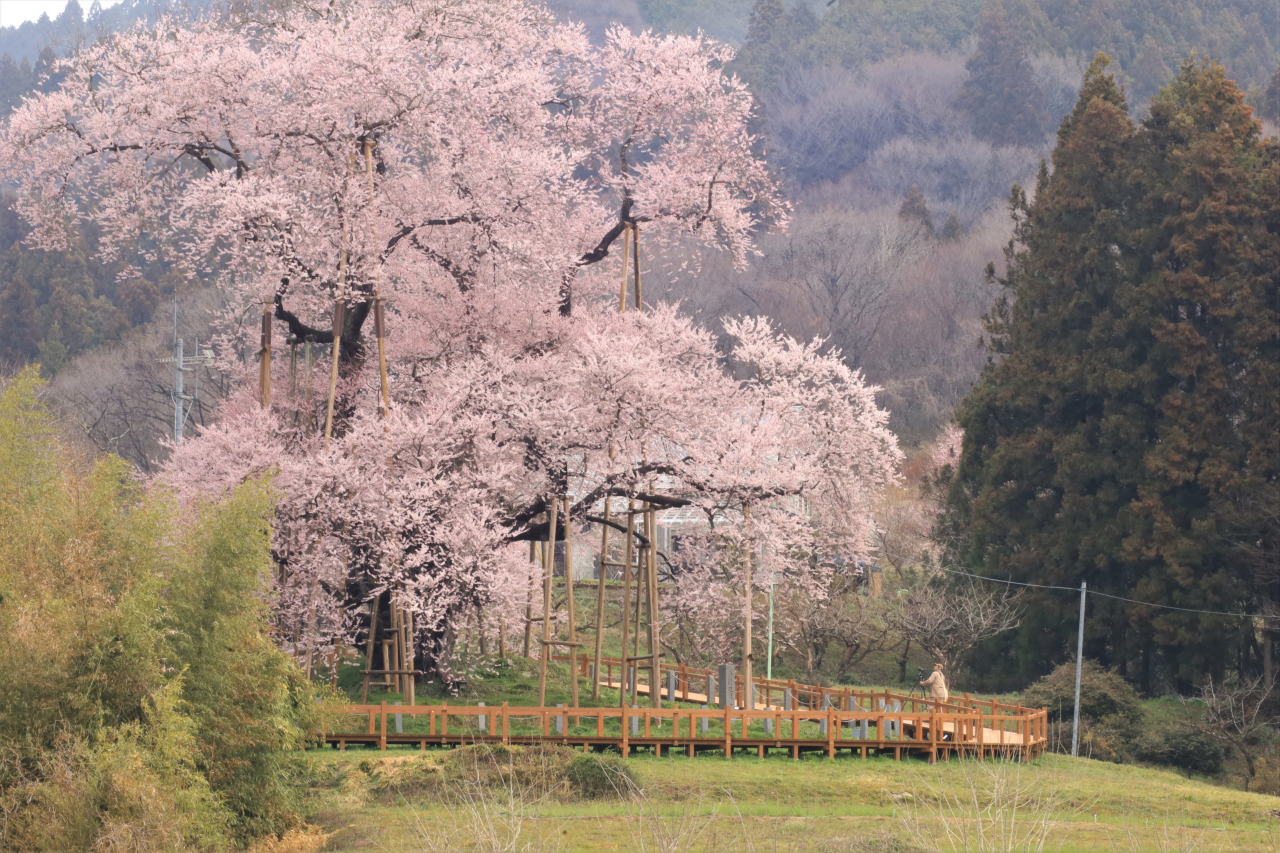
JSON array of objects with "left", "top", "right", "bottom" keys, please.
[{"left": 1, "top": 0, "right": 900, "bottom": 681}]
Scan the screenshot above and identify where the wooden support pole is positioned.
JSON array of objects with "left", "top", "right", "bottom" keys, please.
[
  {"left": 408, "top": 608, "right": 416, "bottom": 705},
  {"left": 563, "top": 496, "right": 579, "bottom": 713},
  {"left": 288, "top": 337, "right": 297, "bottom": 398},
  {"left": 645, "top": 505, "right": 661, "bottom": 709},
  {"left": 742, "top": 502, "right": 753, "bottom": 697},
  {"left": 631, "top": 223, "right": 642, "bottom": 310},
  {"left": 303, "top": 337, "right": 314, "bottom": 430},
  {"left": 322, "top": 298, "right": 345, "bottom": 446},
  {"left": 259, "top": 304, "right": 272, "bottom": 407},
  {"left": 617, "top": 225, "right": 631, "bottom": 312},
  {"left": 523, "top": 540, "right": 536, "bottom": 658},
  {"left": 390, "top": 603, "right": 402, "bottom": 695},
  {"left": 592, "top": 498, "right": 611, "bottom": 700},
  {"left": 538, "top": 501, "right": 558, "bottom": 707},
  {"left": 632, "top": 538, "right": 643, "bottom": 665},
  {"left": 374, "top": 298, "right": 390, "bottom": 418},
  {"left": 619, "top": 500, "right": 635, "bottom": 708},
  {"left": 360, "top": 593, "right": 380, "bottom": 704}
]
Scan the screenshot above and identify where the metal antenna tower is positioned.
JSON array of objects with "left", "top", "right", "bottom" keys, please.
[{"left": 155, "top": 297, "right": 213, "bottom": 443}]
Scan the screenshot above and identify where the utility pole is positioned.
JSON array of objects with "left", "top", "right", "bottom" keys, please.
[
  {"left": 1071, "top": 580, "right": 1086, "bottom": 757},
  {"left": 155, "top": 302, "right": 214, "bottom": 443}
]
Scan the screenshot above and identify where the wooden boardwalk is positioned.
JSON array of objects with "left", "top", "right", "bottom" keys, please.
[{"left": 318, "top": 656, "right": 1048, "bottom": 763}]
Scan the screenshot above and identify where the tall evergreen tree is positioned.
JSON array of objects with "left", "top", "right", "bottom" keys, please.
[
  {"left": 1114, "top": 59, "right": 1276, "bottom": 685},
  {"left": 942, "top": 57, "right": 1278, "bottom": 691},
  {"left": 959, "top": 0, "right": 1049, "bottom": 146},
  {"left": 898, "top": 184, "right": 935, "bottom": 235},
  {"left": 944, "top": 56, "right": 1139, "bottom": 687},
  {"left": 734, "top": 0, "right": 793, "bottom": 89},
  {"left": 0, "top": 272, "right": 37, "bottom": 361},
  {"left": 1262, "top": 65, "right": 1280, "bottom": 124}
]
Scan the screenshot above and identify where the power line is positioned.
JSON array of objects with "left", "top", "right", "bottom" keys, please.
[{"left": 878, "top": 549, "right": 1260, "bottom": 619}]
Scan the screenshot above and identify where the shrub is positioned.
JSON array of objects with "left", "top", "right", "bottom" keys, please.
[
  {"left": 1134, "top": 728, "right": 1225, "bottom": 777},
  {"left": 367, "top": 758, "right": 444, "bottom": 802},
  {"left": 1046, "top": 719, "right": 1125, "bottom": 763},
  {"left": 1250, "top": 756, "right": 1280, "bottom": 796},
  {"left": 566, "top": 752, "right": 635, "bottom": 799},
  {"left": 0, "top": 683, "right": 231, "bottom": 852},
  {"left": 0, "top": 369, "right": 315, "bottom": 849},
  {"left": 1023, "top": 661, "right": 1144, "bottom": 740}
]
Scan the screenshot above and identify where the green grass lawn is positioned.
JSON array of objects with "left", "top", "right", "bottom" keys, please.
[{"left": 300, "top": 745, "right": 1280, "bottom": 852}]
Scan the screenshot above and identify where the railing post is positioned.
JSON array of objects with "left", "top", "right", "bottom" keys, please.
[
  {"left": 723, "top": 707, "right": 731, "bottom": 758},
  {"left": 379, "top": 701, "right": 387, "bottom": 750},
  {"left": 827, "top": 706, "right": 835, "bottom": 758},
  {"left": 621, "top": 704, "right": 629, "bottom": 758},
  {"left": 928, "top": 706, "right": 937, "bottom": 764},
  {"left": 502, "top": 702, "right": 510, "bottom": 745}
]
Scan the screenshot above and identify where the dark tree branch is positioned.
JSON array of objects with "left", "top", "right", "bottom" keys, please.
[
  {"left": 273, "top": 278, "right": 374, "bottom": 360},
  {"left": 274, "top": 287, "right": 333, "bottom": 344},
  {"left": 561, "top": 196, "right": 641, "bottom": 315}
]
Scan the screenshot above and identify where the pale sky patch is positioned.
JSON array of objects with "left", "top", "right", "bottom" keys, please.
[{"left": 0, "top": 0, "right": 124, "bottom": 29}]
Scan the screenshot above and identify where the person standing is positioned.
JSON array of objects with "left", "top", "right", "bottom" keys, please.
[{"left": 919, "top": 663, "right": 949, "bottom": 702}]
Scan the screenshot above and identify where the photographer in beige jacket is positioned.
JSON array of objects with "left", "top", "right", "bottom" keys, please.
[{"left": 919, "top": 663, "right": 949, "bottom": 702}]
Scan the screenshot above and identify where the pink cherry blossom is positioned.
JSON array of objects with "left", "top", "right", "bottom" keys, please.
[{"left": 1, "top": 0, "right": 898, "bottom": 679}]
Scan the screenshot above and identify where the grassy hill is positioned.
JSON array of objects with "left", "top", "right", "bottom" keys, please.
[
  {"left": 297, "top": 745, "right": 1280, "bottom": 852},
  {"left": 300, "top": 649, "right": 1280, "bottom": 852}
]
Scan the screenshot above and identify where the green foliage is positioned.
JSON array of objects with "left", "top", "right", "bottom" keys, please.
[
  {"left": 637, "top": 0, "right": 756, "bottom": 44},
  {"left": 1002, "top": 0, "right": 1280, "bottom": 105},
  {"left": 0, "top": 192, "right": 180, "bottom": 373},
  {"left": 959, "top": 1, "right": 1050, "bottom": 145},
  {"left": 160, "top": 479, "right": 319, "bottom": 842},
  {"left": 942, "top": 58, "right": 1277, "bottom": 691},
  {"left": 897, "top": 184, "right": 935, "bottom": 234},
  {"left": 0, "top": 368, "right": 315, "bottom": 849},
  {"left": 939, "top": 212, "right": 965, "bottom": 241},
  {"left": 362, "top": 745, "right": 635, "bottom": 806},
  {"left": 1135, "top": 727, "right": 1226, "bottom": 776},
  {"left": 1023, "top": 661, "right": 1144, "bottom": 733},
  {"left": 566, "top": 752, "right": 636, "bottom": 799},
  {"left": 0, "top": 683, "right": 232, "bottom": 851},
  {"left": 809, "top": 0, "right": 984, "bottom": 67},
  {"left": 1262, "top": 64, "right": 1280, "bottom": 121}
]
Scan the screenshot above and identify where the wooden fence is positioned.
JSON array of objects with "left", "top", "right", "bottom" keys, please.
[
  {"left": 585, "top": 654, "right": 1030, "bottom": 722},
  {"left": 318, "top": 663, "right": 1049, "bottom": 763}
]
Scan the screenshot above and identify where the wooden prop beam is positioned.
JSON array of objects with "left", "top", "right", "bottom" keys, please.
[
  {"left": 592, "top": 498, "right": 611, "bottom": 700},
  {"left": 259, "top": 304, "right": 272, "bottom": 407},
  {"left": 646, "top": 504, "right": 662, "bottom": 709},
  {"left": 537, "top": 501, "right": 558, "bottom": 706},
  {"left": 619, "top": 500, "right": 635, "bottom": 708},
  {"left": 563, "top": 495, "right": 580, "bottom": 712}
]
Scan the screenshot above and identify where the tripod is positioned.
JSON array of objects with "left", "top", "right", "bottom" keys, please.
[{"left": 908, "top": 667, "right": 926, "bottom": 700}]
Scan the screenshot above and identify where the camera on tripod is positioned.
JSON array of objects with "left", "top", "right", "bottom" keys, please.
[{"left": 915, "top": 666, "right": 926, "bottom": 682}]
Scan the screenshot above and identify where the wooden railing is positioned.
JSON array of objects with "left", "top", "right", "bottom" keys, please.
[
  {"left": 581, "top": 654, "right": 1033, "bottom": 722},
  {"left": 319, "top": 695, "right": 1048, "bottom": 763}
]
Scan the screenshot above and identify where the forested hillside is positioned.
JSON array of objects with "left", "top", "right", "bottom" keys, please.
[{"left": 0, "top": 0, "right": 1276, "bottom": 453}]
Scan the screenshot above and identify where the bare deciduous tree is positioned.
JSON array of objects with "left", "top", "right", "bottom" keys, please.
[
  {"left": 48, "top": 289, "right": 230, "bottom": 472},
  {"left": 1189, "top": 676, "right": 1279, "bottom": 791},
  {"left": 752, "top": 210, "right": 928, "bottom": 369},
  {"left": 777, "top": 567, "right": 898, "bottom": 682},
  {"left": 885, "top": 578, "right": 1024, "bottom": 672}
]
